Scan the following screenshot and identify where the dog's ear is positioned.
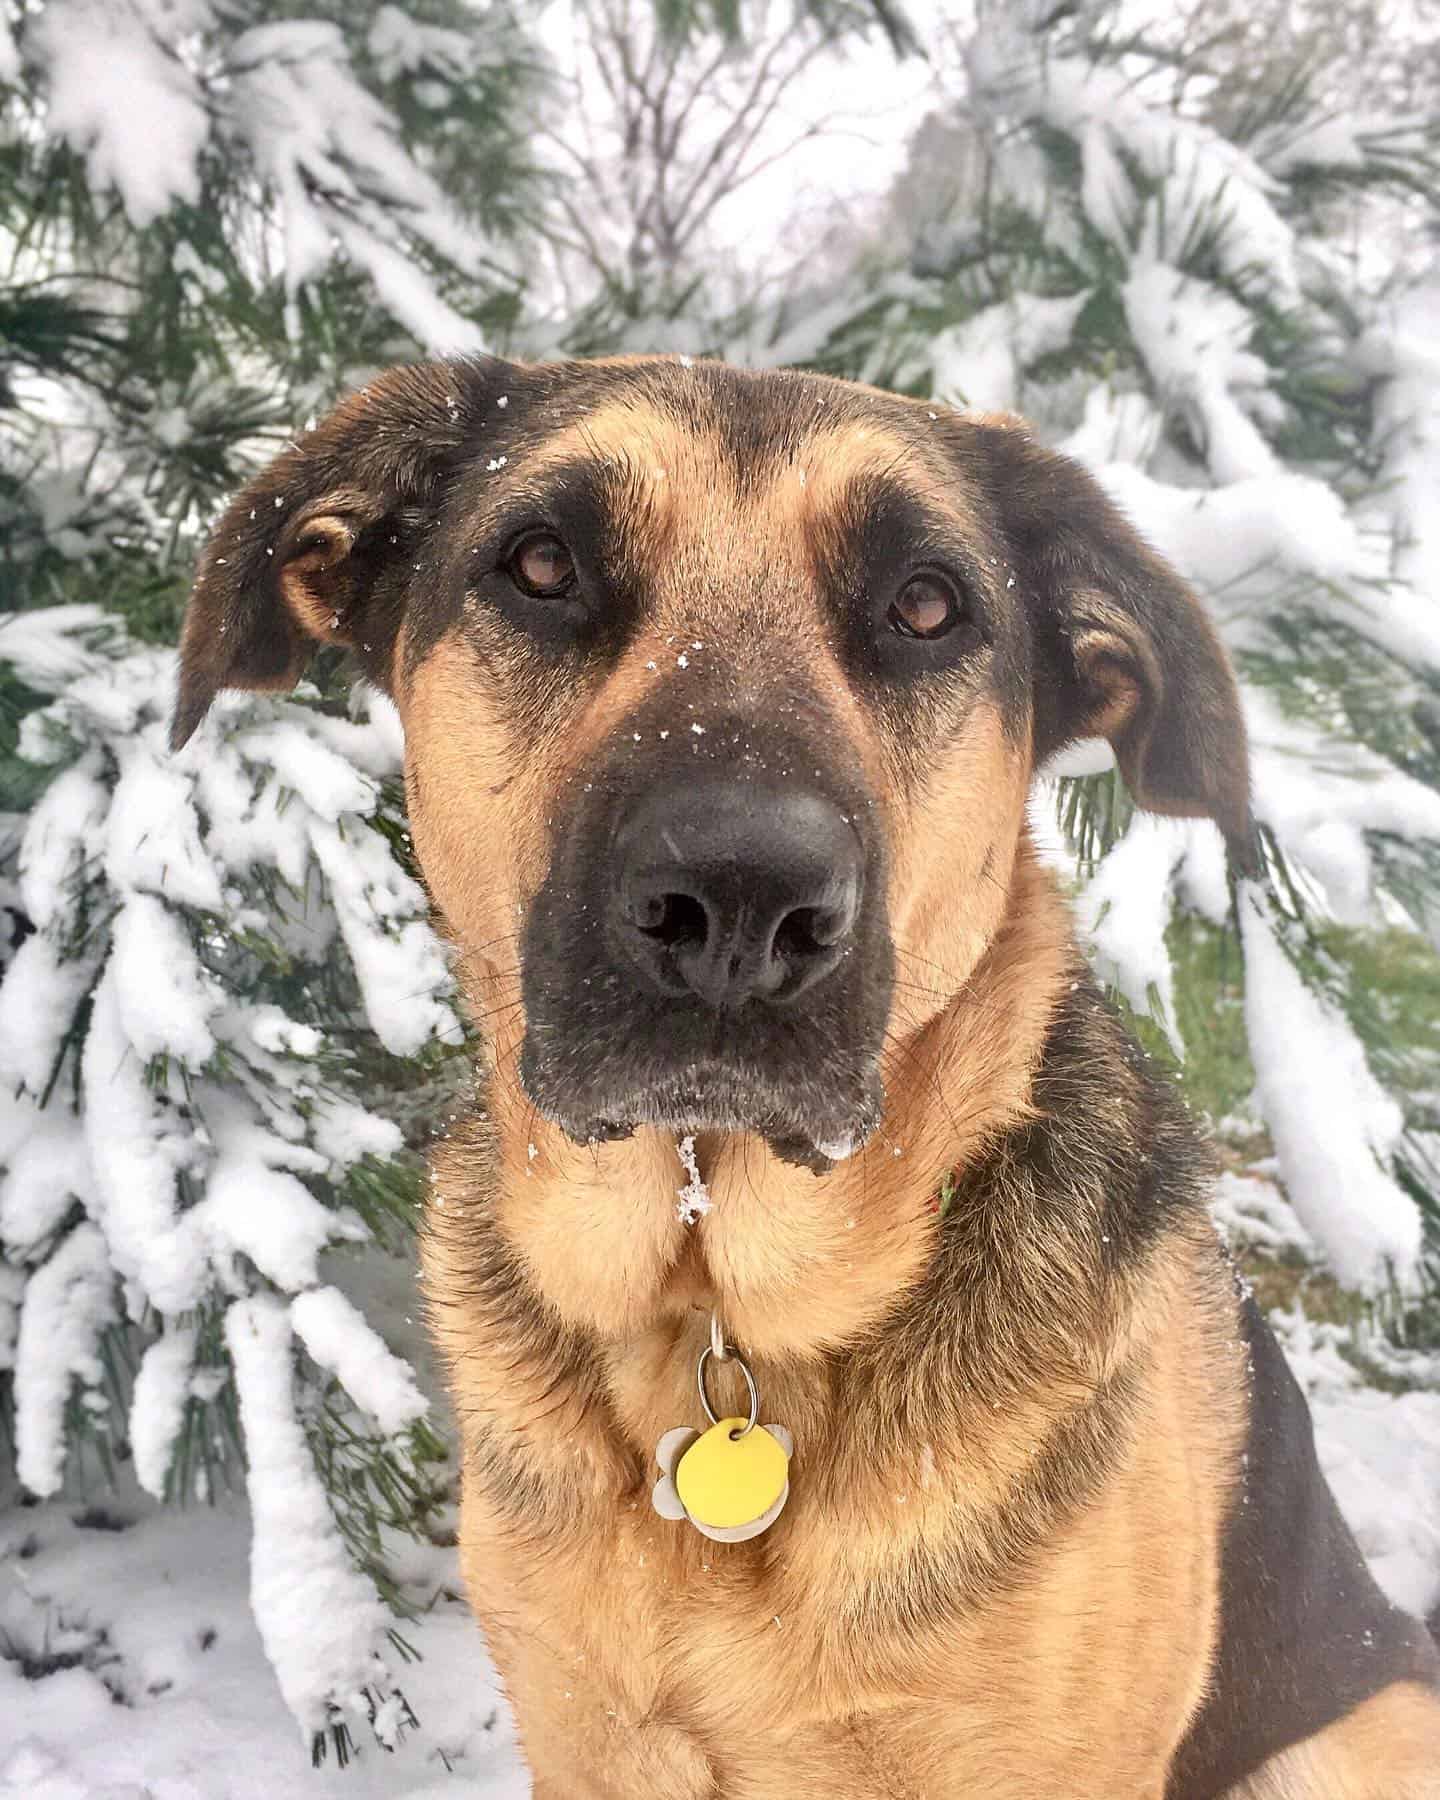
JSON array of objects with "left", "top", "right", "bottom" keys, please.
[
  {"left": 969, "top": 415, "right": 1255, "bottom": 869},
  {"left": 171, "top": 359, "right": 512, "bottom": 750}
]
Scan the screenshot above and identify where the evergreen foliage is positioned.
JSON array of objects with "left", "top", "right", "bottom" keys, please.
[
  {"left": 785, "top": 0, "right": 1440, "bottom": 1311},
  {"left": 0, "top": 0, "right": 530, "bottom": 1754},
  {"left": 4, "top": 0, "right": 1440, "bottom": 1763}
]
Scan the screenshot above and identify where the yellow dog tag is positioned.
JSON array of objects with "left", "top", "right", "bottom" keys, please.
[
  {"left": 651, "top": 1319, "right": 794, "bottom": 1542},
  {"left": 677, "top": 1418, "right": 788, "bottom": 1529},
  {"left": 652, "top": 1418, "right": 794, "bottom": 1542}
]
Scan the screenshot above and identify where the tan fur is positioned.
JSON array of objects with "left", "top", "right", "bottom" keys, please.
[
  {"left": 429, "top": 1197, "right": 1243, "bottom": 1799},
  {"left": 277, "top": 507, "right": 366, "bottom": 641},
  {"left": 422, "top": 832, "right": 1249, "bottom": 1796},
  {"left": 172, "top": 362, "right": 1432, "bottom": 1795},
  {"left": 884, "top": 703, "right": 1033, "bottom": 1042},
  {"left": 400, "top": 625, "right": 554, "bottom": 968},
  {"left": 406, "top": 403, "right": 1386, "bottom": 1795}
]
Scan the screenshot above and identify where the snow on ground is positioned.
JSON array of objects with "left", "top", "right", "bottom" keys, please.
[
  {"left": 1280, "top": 1312, "right": 1440, "bottom": 1619},
  {"left": 0, "top": 1490, "right": 528, "bottom": 1800},
  {"left": 3, "top": 1171, "right": 1439, "bottom": 1796}
]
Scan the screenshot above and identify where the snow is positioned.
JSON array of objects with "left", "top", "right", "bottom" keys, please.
[
  {"left": 333, "top": 223, "right": 487, "bottom": 359},
  {"left": 0, "top": 1266, "right": 23, "bottom": 1371},
  {"left": 29, "top": 0, "right": 209, "bottom": 228},
  {"left": 234, "top": 720, "right": 378, "bottom": 823},
  {"left": 224, "top": 1294, "right": 400, "bottom": 1741},
  {"left": 111, "top": 893, "right": 219, "bottom": 1069},
  {"left": 0, "top": 619, "right": 458, "bottom": 1328},
  {"left": 13, "top": 1224, "right": 116, "bottom": 1498},
  {"left": 308, "top": 1095, "right": 405, "bottom": 1173},
  {"left": 0, "top": 1105, "right": 93, "bottom": 1257},
  {"left": 1123, "top": 263, "right": 1277, "bottom": 485},
  {"left": 131, "top": 1327, "right": 198, "bottom": 1500},
  {"left": 1094, "top": 462, "right": 1368, "bottom": 596},
  {"left": 226, "top": 21, "right": 487, "bottom": 355},
  {"left": 968, "top": 25, "right": 1300, "bottom": 302},
  {"left": 308, "top": 818, "right": 461, "bottom": 1057},
  {"left": 368, "top": 6, "right": 476, "bottom": 83},
  {"left": 1358, "top": 273, "right": 1440, "bottom": 610},
  {"left": 80, "top": 962, "right": 206, "bottom": 1316},
  {"left": 16, "top": 753, "right": 110, "bottom": 930},
  {"left": 198, "top": 1164, "right": 352, "bottom": 1295},
  {"left": 674, "top": 1134, "right": 712, "bottom": 1224},
  {"left": 1275, "top": 1308, "right": 1440, "bottom": 1618},
  {"left": 0, "top": 612, "right": 466, "bottom": 1757},
  {"left": 0, "top": 930, "right": 100, "bottom": 1095},
  {"left": 932, "top": 292, "right": 1088, "bottom": 414},
  {"left": 248, "top": 1007, "right": 322, "bottom": 1058},
  {"left": 1238, "top": 885, "right": 1423, "bottom": 1293},
  {"left": 0, "top": 1491, "right": 528, "bottom": 1799},
  {"left": 1087, "top": 456, "right": 1440, "bottom": 681},
  {"left": 291, "top": 1286, "right": 428, "bottom": 1437},
  {"left": 1244, "top": 688, "right": 1440, "bottom": 929},
  {"left": 0, "top": 609, "right": 112, "bottom": 695},
  {"left": 1060, "top": 386, "right": 1164, "bottom": 472},
  {"left": 105, "top": 746, "right": 226, "bottom": 913},
  {"left": 1076, "top": 817, "right": 1189, "bottom": 1055},
  {"left": 1260, "top": 114, "right": 1379, "bottom": 177},
  {"left": 1209, "top": 1170, "right": 1317, "bottom": 1261},
  {"left": 26, "top": 0, "right": 498, "bottom": 352}
]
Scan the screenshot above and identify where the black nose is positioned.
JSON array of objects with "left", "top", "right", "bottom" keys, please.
[{"left": 613, "top": 777, "right": 862, "bottom": 1009}]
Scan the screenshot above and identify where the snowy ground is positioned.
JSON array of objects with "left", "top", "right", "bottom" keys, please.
[
  {"left": 3, "top": 1176, "right": 1439, "bottom": 1799},
  {"left": 0, "top": 1495, "right": 527, "bottom": 1800}
]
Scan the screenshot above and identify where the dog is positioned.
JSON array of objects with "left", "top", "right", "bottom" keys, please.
[{"left": 173, "top": 356, "right": 1440, "bottom": 1797}]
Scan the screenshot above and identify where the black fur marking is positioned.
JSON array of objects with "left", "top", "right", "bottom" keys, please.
[{"left": 421, "top": 1125, "right": 638, "bottom": 1535}]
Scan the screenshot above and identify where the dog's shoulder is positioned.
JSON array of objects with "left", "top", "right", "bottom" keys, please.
[{"left": 1167, "top": 1289, "right": 1440, "bottom": 1798}]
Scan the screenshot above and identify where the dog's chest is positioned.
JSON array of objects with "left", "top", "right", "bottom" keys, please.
[
  {"left": 464, "top": 1380, "right": 1227, "bottom": 1800},
  {"left": 495, "top": 1498, "right": 943, "bottom": 1800}
]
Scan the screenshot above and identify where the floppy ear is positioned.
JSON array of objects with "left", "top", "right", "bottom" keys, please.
[
  {"left": 170, "top": 358, "right": 512, "bottom": 750},
  {"left": 971, "top": 415, "right": 1256, "bottom": 871}
]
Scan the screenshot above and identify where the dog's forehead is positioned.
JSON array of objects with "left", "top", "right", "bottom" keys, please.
[
  {"left": 489, "top": 367, "right": 975, "bottom": 593},
  {"left": 402, "top": 365, "right": 1025, "bottom": 779},
  {"left": 526, "top": 357, "right": 927, "bottom": 469}
]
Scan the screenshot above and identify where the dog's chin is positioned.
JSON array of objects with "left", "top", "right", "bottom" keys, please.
[{"left": 518, "top": 1054, "right": 884, "bottom": 1170}]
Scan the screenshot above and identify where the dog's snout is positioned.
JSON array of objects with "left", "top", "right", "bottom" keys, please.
[{"left": 614, "top": 778, "right": 862, "bottom": 1009}]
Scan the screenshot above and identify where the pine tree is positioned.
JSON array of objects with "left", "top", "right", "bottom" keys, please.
[
  {"left": 789, "top": 0, "right": 1440, "bottom": 1313},
  {"left": 0, "top": 0, "right": 538, "bottom": 1761},
  {"left": 8, "top": 0, "right": 1440, "bottom": 1767}
]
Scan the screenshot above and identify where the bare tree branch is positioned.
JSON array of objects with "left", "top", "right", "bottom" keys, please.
[{"left": 544, "top": 0, "right": 875, "bottom": 301}]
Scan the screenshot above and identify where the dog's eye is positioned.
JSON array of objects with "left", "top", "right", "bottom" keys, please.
[
  {"left": 888, "top": 574, "right": 963, "bottom": 640},
  {"left": 508, "top": 532, "right": 575, "bottom": 598}
]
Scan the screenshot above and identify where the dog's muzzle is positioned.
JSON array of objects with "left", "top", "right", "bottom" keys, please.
[{"left": 515, "top": 724, "right": 892, "bottom": 1156}]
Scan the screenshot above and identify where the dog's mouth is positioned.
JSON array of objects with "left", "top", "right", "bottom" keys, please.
[{"left": 517, "top": 1029, "right": 887, "bottom": 1165}]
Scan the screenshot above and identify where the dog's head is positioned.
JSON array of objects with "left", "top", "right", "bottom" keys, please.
[{"left": 174, "top": 358, "right": 1250, "bottom": 1161}]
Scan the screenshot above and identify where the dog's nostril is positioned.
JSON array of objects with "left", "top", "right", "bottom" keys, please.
[
  {"left": 773, "top": 906, "right": 828, "bottom": 961},
  {"left": 635, "top": 891, "right": 708, "bottom": 950}
]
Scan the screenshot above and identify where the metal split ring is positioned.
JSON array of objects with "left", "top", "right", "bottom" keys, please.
[{"left": 697, "top": 1327, "right": 758, "bottom": 1438}]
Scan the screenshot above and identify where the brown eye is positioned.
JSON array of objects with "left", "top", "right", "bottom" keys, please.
[
  {"left": 889, "top": 573, "right": 962, "bottom": 640},
  {"left": 509, "top": 531, "right": 575, "bottom": 597}
]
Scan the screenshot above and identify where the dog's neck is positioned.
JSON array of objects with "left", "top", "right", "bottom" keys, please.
[{"left": 462, "top": 834, "right": 1074, "bottom": 1362}]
